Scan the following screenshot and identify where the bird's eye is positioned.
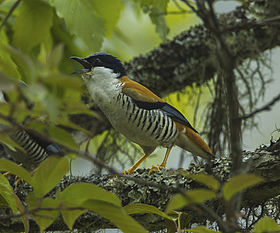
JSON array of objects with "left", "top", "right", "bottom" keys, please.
[{"left": 95, "top": 58, "right": 102, "bottom": 64}]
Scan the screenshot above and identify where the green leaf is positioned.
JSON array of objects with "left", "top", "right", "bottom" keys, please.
[
  {"left": 165, "top": 189, "right": 216, "bottom": 214},
  {"left": 186, "top": 226, "right": 221, "bottom": 233},
  {"left": 13, "top": 0, "right": 53, "bottom": 53},
  {"left": 55, "top": 117, "right": 91, "bottom": 136},
  {"left": 5, "top": 46, "right": 37, "bottom": 83},
  {"left": 60, "top": 207, "right": 86, "bottom": 230},
  {"left": 180, "top": 171, "right": 219, "bottom": 191},
  {"left": 124, "top": 203, "right": 173, "bottom": 221},
  {"left": 59, "top": 100, "right": 102, "bottom": 118},
  {"left": 44, "top": 74, "right": 83, "bottom": 91},
  {"left": 222, "top": 173, "right": 264, "bottom": 201},
  {"left": 0, "top": 71, "right": 17, "bottom": 91},
  {"left": 26, "top": 193, "right": 59, "bottom": 233},
  {"left": 138, "top": 0, "right": 169, "bottom": 40},
  {"left": 149, "top": 6, "right": 169, "bottom": 41},
  {"left": 0, "top": 173, "right": 19, "bottom": 214},
  {"left": 24, "top": 121, "right": 46, "bottom": 135},
  {"left": 0, "top": 159, "right": 32, "bottom": 184},
  {"left": 42, "top": 93, "right": 59, "bottom": 121},
  {"left": 57, "top": 183, "right": 121, "bottom": 229},
  {"left": 0, "top": 30, "right": 21, "bottom": 80},
  {"left": 91, "top": 0, "right": 124, "bottom": 37},
  {"left": 46, "top": 44, "right": 64, "bottom": 70},
  {"left": 0, "top": 174, "right": 29, "bottom": 233},
  {"left": 31, "top": 156, "right": 69, "bottom": 198},
  {"left": 49, "top": 0, "right": 105, "bottom": 51},
  {"left": 58, "top": 183, "right": 121, "bottom": 206},
  {"left": 83, "top": 200, "right": 148, "bottom": 233},
  {"left": 22, "top": 83, "right": 48, "bottom": 103},
  {"left": 252, "top": 216, "right": 280, "bottom": 233},
  {"left": 0, "top": 132, "right": 27, "bottom": 152},
  {"left": 48, "top": 125, "right": 79, "bottom": 151}
]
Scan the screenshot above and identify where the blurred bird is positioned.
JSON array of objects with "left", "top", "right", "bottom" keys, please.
[
  {"left": 0, "top": 88, "right": 64, "bottom": 170},
  {"left": 71, "top": 53, "right": 214, "bottom": 174}
]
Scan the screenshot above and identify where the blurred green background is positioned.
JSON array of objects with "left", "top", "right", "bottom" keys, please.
[{"left": 0, "top": 0, "right": 279, "bottom": 175}]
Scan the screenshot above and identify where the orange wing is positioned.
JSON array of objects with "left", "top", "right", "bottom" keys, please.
[
  {"left": 120, "top": 76, "right": 214, "bottom": 157},
  {"left": 119, "top": 76, "right": 164, "bottom": 103},
  {"left": 120, "top": 76, "right": 198, "bottom": 132}
]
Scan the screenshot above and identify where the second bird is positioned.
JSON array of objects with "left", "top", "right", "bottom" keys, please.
[{"left": 71, "top": 53, "right": 213, "bottom": 174}]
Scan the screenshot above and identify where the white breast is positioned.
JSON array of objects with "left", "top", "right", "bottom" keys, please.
[{"left": 83, "top": 67, "right": 122, "bottom": 110}]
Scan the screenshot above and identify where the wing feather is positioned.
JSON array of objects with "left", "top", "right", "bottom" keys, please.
[
  {"left": 120, "top": 76, "right": 163, "bottom": 102},
  {"left": 119, "top": 76, "right": 198, "bottom": 133},
  {"left": 175, "top": 122, "right": 214, "bottom": 157}
]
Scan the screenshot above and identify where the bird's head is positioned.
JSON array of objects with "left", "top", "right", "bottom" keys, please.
[{"left": 71, "top": 52, "right": 126, "bottom": 79}]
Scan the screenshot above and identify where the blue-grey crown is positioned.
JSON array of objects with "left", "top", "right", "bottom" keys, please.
[
  {"left": 71, "top": 52, "right": 126, "bottom": 78},
  {"left": 85, "top": 52, "right": 126, "bottom": 78}
]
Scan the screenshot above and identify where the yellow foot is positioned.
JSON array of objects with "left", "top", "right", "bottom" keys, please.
[
  {"left": 3, "top": 164, "right": 34, "bottom": 187},
  {"left": 3, "top": 171, "right": 11, "bottom": 178},
  {"left": 3, "top": 172, "right": 23, "bottom": 186},
  {"left": 121, "top": 169, "right": 134, "bottom": 175},
  {"left": 15, "top": 178, "right": 24, "bottom": 186},
  {"left": 148, "top": 165, "right": 165, "bottom": 175}
]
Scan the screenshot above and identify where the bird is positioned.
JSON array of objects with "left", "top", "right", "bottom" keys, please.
[
  {"left": 0, "top": 88, "right": 64, "bottom": 170},
  {"left": 71, "top": 52, "right": 214, "bottom": 174}
]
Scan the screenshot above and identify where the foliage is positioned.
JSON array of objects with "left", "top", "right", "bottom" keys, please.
[
  {"left": 0, "top": 0, "right": 178, "bottom": 169},
  {"left": 0, "top": 158, "right": 267, "bottom": 232},
  {"left": 0, "top": 1, "right": 191, "bottom": 232},
  {"left": 0, "top": 0, "right": 279, "bottom": 232},
  {"left": 0, "top": 157, "right": 148, "bottom": 232},
  {"left": 252, "top": 216, "right": 280, "bottom": 233}
]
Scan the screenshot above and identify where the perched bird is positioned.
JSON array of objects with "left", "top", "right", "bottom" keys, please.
[
  {"left": 0, "top": 89, "right": 64, "bottom": 170},
  {"left": 71, "top": 53, "right": 214, "bottom": 174}
]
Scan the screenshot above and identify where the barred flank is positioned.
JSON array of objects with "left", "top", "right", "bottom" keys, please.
[
  {"left": 116, "top": 93, "right": 178, "bottom": 145},
  {"left": 13, "top": 130, "right": 48, "bottom": 164}
]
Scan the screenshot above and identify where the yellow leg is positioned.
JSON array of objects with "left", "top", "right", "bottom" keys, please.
[
  {"left": 123, "top": 153, "right": 150, "bottom": 174},
  {"left": 4, "top": 164, "right": 36, "bottom": 186},
  {"left": 3, "top": 163, "right": 23, "bottom": 177},
  {"left": 149, "top": 147, "right": 172, "bottom": 175}
]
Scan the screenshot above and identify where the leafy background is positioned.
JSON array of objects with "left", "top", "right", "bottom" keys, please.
[
  {"left": 1, "top": 0, "right": 280, "bottom": 232},
  {"left": 0, "top": 0, "right": 201, "bottom": 175}
]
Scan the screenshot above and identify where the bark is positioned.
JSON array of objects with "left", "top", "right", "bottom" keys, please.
[{"left": 1, "top": 139, "right": 279, "bottom": 232}]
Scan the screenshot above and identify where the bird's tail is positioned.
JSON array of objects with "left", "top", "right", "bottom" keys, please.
[{"left": 174, "top": 122, "right": 214, "bottom": 160}]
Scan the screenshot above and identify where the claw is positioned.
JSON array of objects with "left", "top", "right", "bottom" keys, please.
[
  {"left": 3, "top": 164, "right": 36, "bottom": 187},
  {"left": 122, "top": 169, "right": 133, "bottom": 175},
  {"left": 148, "top": 164, "right": 165, "bottom": 175},
  {"left": 3, "top": 171, "right": 11, "bottom": 178},
  {"left": 3, "top": 172, "right": 24, "bottom": 186}
]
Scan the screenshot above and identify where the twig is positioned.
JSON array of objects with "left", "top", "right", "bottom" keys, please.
[
  {"left": 0, "top": 206, "right": 85, "bottom": 220},
  {"left": 180, "top": 0, "right": 201, "bottom": 17},
  {"left": 238, "top": 93, "right": 280, "bottom": 120},
  {"left": 224, "top": 15, "right": 280, "bottom": 32},
  {"left": 151, "top": 10, "right": 193, "bottom": 16},
  {"left": 0, "top": 0, "right": 22, "bottom": 31},
  {"left": 189, "top": 0, "right": 242, "bottom": 230}
]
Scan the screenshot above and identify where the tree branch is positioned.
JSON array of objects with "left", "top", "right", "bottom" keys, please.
[
  {"left": 0, "top": 0, "right": 22, "bottom": 31},
  {"left": 1, "top": 140, "right": 279, "bottom": 232},
  {"left": 70, "top": 0, "right": 280, "bottom": 139},
  {"left": 238, "top": 92, "right": 280, "bottom": 120}
]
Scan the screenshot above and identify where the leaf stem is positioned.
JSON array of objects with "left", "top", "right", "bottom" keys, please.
[{"left": 0, "top": 0, "right": 22, "bottom": 32}]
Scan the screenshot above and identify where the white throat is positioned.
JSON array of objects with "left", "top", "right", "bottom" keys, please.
[{"left": 82, "top": 67, "right": 123, "bottom": 109}]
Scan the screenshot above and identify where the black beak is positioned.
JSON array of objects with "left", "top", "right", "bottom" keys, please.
[{"left": 70, "top": 56, "right": 92, "bottom": 74}]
